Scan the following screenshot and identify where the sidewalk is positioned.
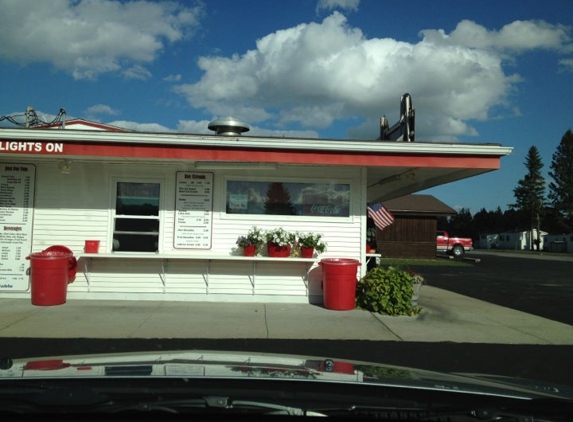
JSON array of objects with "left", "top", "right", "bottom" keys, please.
[{"left": 1, "top": 286, "right": 571, "bottom": 344}]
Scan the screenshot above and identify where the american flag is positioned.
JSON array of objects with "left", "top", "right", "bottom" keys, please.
[{"left": 367, "top": 203, "right": 394, "bottom": 230}]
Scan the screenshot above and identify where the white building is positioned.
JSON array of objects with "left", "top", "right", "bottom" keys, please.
[
  {"left": 494, "top": 230, "right": 548, "bottom": 251},
  {"left": 476, "top": 233, "right": 500, "bottom": 250},
  {"left": 0, "top": 120, "right": 512, "bottom": 303},
  {"left": 543, "top": 234, "right": 573, "bottom": 253}
]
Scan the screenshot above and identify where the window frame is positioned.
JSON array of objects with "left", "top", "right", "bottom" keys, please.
[
  {"left": 110, "top": 177, "right": 165, "bottom": 253},
  {"left": 221, "top": 175, "right": 355, "bottom": 222}
]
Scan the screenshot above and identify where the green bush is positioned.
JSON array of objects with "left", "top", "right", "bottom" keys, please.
[{"left": 355, "top": 266, "right": 421, "bottom": 316}]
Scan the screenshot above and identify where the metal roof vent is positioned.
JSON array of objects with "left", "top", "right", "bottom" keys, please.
[{"left": 208, "top": 117, "right": 250, "bottom": 136}]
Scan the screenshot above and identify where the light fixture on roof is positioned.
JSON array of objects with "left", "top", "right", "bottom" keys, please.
[
  {"left": 403, "top": 170, "right": 416, "bottom": 181},
  {"left": 370, "top": 169, "right": 416, "bottom": 187},
  {"left": 58, "top": 159, "right": 72, "bottom": 174},
  {"left": 208, "top": 117, "right": 250, "bottom": 136}
]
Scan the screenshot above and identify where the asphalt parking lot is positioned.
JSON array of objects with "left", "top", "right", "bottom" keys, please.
[
  {"left": 414, "top": 251, "right": 573, "bottom": 325},
  {"left": 1, "top": 250, "right": 571, "bottom": 386}
]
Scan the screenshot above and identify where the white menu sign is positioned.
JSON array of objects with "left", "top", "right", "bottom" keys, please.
[
  {"left": 0, "top": 163, "right": 35, "bottom": 291},
  {"left": 174, "top": 172, "right": 213, "bottom": 249}
]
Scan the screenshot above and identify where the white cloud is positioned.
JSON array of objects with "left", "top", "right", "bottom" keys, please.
[
  {"left": 0, "top": 0, "right": 204, "bottom": 80},
  {"left": 177, "top": 119, "right": 319, "bottom": 138},
  {"left": 85, "top": 104, "right": 119, "bottom": 116},
  {"left": 177, "top": 120, "right": 213, "bottom": 134},
  {"left": 559, "top": 58, "right": 573, "bottom": 72},
  {"left": 174, "top": 13, "right": 571, "bottom": 140},
  {"left": 123, "top": 65, "right": 153, "bottom": 80},
  {"left": 164, "top": 74, "right": 183, "bottom": 82},
  {"left": 440, "top": 19, "right": 571, "bottom": 52},
  {"left": 248, "top": 127, "right": 319, "bottom": 138},
  {"left": 107, "top": 120, "right": 173, "bottom": 132},
  {"left": 316, "top": 0, "right": 359, "bottom": 13},
  {"left": 279, "top": 103, "right": 345, "bottom": 129},
  {"left": 102, "top": 118, "right": 319, "bottom": 138}
]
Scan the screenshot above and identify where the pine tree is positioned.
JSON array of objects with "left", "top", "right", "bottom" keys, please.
[
  {"left": 264, "top": 182, "right": 295, "bottom": 215},
  {"left": 447, "top": 208, "right": 475, "bottom": 239},
  {"left": 510, "top": 145, "right": 545, "bottom": 250},
  {"left": 548, "top": 129, "right": 573, "bottom": 232},
  {"left": 473, "top": 207, "right": 504, "bottom": 234}
]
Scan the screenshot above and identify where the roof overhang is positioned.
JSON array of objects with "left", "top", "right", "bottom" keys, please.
[
  {"left": 0, "top": 128, "right": 512, "bottom": 202},
  {"left": 382, "top": 194, "right": 457, "bottom": 216},
  {"left": 365, "top": 165, "right": 498, "bottom": 203}
]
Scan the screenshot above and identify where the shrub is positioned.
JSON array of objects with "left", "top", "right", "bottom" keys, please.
[{"left": 355, "top": 266, "right": 421, "bottom": 316}]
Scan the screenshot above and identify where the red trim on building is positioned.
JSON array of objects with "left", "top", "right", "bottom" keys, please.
[{"left": 0, "top": 141, "right": 502, "bottom": 169}]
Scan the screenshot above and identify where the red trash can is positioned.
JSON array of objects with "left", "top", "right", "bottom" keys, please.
[
  {"left": 27, "top": 246, "right": 77, "bottom": 306},
  {"left": 319, "top": 258, "right": 361, "bottom": 311}
]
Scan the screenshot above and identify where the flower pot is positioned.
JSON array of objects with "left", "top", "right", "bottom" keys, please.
[
  {"left": 300, "top": 246, "right": 314, "bottom": 258},
  {"left": 267, "top": 242, "right": 291, "bottom": 258},
  {"left": 411, "top": 282, "right": 422, "bottom": 307},
  {"left": 243, "top": 245, "right": 256, "bottom": 257},
  {"left": 84, "top": 240, "right": 100, "bottom": 253}
]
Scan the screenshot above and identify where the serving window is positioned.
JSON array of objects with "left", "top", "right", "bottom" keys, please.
[
  {"left": 225, "top": 180, "right": 351, "bottom": 218},
  {"left": 113, "top": 181, "right": 161, "bottom": 252}
]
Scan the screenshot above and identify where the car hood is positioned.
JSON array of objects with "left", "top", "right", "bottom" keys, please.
[{"left": 0, "top": 350, "right": 571, "bottom": 401}]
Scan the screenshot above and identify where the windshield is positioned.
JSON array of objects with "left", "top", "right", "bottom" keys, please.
[{"left": 0, "top": 0, "right": 572, "bottom": 416}]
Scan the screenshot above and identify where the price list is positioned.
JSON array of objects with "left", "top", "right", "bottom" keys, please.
[
  {"left": 0, "top": 164, "right": 35, "bottom": 291},
  {"left": 174, "top": 172, "right": 213, "bottom": 249}
]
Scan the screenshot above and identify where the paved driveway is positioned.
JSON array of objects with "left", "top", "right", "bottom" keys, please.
[{"left": 415, "top": 251, "right": 573, "bottom": 325}]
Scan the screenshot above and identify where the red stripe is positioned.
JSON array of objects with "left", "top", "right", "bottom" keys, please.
[{"left": 0, "top": 141, "right": 503, "bottom": 169}]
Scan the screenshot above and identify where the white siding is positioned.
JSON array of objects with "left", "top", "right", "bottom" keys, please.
[
  {"left": 163, "top": 261, "right": 212, "bottom": 294},
  {"left": 31, "top": 162, "right": 111, "bottom": 253},
  {"left": 9, "top": 160, "right": 366, "bottom": 302},
  {"left": 497, "top": 230, "right": 548, "bottom": 251}
]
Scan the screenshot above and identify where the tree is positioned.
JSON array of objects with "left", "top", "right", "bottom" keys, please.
[
  {"left": 501, "top": 208, "right": 528, "bottom": 232},
  {"left": 473, "top": 207, "right": 504, "bottom": 234},
  {"left": 264, "top": 182, "right": 295, "bottom": 215},
  {"left": 510, "top": 146, "right": 545, "bottom": 250},
  {"left": 548, "top": 129, "right": 573, "bottom": 232},
  {"left": 438, "top": 208, "right": 475, "bottom": 239},
  {"left": 542, "top": 207, "right": 569, "bottom": 234}
]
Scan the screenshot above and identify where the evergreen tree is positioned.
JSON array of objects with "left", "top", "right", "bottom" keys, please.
[
  {"left": 473, "top": 207, "right": 504, "bottom": 234},
  {"left": 472, "top": 208, "right": 489, "bottom": 235},
  {"left": 510, "top": 146, "right": 545, "bottom": 250},
  {"left": 501, "top": 208, "right": 528, "bottom": 232},
  {"left": 264, "top": 182, "right": 295, "bottom": 215},
  {"left": 548, "top": 129, "right": 573, "bottom": 232},
  {"left": 446, "top": 208, "right": 475, "bottom": 239},
  {"left": 542, "top": 207, "right": 569, "bottom": 234},
  {"left": 491, "top": 206, "right": 505, "bottom": 232}
]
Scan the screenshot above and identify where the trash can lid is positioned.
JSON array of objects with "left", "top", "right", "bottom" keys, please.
[
  {"left": 43, "top": 245, "right": 73, "bottom": 255},
  {"left": 320, "top": 258, "right": 361, "bottom": 265},
  {"left": 28, "top": 245, "right": 74, "bottom": 259}
]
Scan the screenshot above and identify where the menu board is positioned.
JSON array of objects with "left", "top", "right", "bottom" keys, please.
[
  {"left": 0, "top": 163, "right": 35, "bottom": 291},
  {"left": 174, "top": 172, "right": 213, "bottom": 249}
]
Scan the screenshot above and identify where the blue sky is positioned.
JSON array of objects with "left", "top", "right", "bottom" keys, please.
[{"left": 0, "top": 0, "right": 572, "bottom": 214}]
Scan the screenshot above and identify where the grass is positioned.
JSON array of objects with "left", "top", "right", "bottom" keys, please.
[{"left": 378, "top": 257, "right": 471, "bottom": 267}]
